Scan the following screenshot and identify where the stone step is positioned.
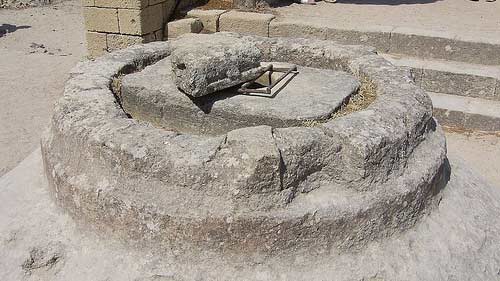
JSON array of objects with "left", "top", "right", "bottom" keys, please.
[
  {"left": 267, "top": 17, "right": 500, "bottom": 66},
  {"left": 188, "top": 9, "right": 500, "bottom": 65},
  {"left": 382, "top": 53, "right": 500, "bottom": 101},
  {"left": 429, "top": 92, "right": 500, "bottom": 132}
]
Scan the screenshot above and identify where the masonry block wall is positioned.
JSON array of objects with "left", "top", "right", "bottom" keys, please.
[{"left": 82, "top": 0, "right": 175, "bottom": 57}]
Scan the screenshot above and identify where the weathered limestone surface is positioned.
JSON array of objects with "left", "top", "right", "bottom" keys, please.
[
  {"left": 81, "top": 0, "right": 176, "bottom": 57},
  {"left": 166, "top": 18, "right": 203, "bottom": 39},
  {"left": 265, "top": 15, "right": 500, "bottom": 66},
  {"left": 186, "top": 9, "right": 227, "bottom": 33},
  {"left": 2, "top": 150, "right": 500, "bottom": 280},
  {"left": 229, "top": 0, "right": 281, "bottom": 9},
  {"left": 94, "top": 0, "right": 147, "bottom": 9},
  {"left": 42, "top": 33, "right": 445, "bottom": 256},
  {"left": 270, "top": 18, "right": 391, "bottom": 46},
  {"left": 83, "top": 7, "right": 119, "bottom": 33},
  {"left": 85, "top": 31, "right": 107, "bottom": 57},
  {"left": 389, "top": 28, "right": 500, "bottom": 66},
  {"left": 219, "top": 11, "right": 275, "bottom": 37},
  {"left": 121, "top": 57, "right": 360, "bottom": 135},
  {"left": 169, "top": 34, "right": 265, "bottom": 97},
  {"left": 106, "top": 33, "right": 146, "bottom": 52},
  {"left": 432, "top": 93, "right": 499, "bottom": 132},
  {"left": 412, "top": 66, "right": 500, "bottom": 101},
  {"left": 118, "top": 4, "right": 164, "bottom": 35},
  {"left": 269, "top": 18, "right": 327, "bottom": 40}
]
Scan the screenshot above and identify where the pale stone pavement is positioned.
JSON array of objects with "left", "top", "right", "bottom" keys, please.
[
  {"left": 274, "top": 0, "right": 500, "bottom": 43},
  {"left": 446, "top": 131, "right": 500, "bottom": 187}
]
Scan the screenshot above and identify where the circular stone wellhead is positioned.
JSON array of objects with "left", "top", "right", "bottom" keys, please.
[{"left": 41, "top": 33, "right": 448, "bottom": 256}]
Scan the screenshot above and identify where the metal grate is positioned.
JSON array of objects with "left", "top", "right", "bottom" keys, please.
[{"left": 237, "top": 64, "right": 298, "bottom": 97}]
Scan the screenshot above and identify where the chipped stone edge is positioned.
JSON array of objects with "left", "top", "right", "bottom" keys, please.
[{"left": 41, "top": 34, "right": 448, "bottom": 256}]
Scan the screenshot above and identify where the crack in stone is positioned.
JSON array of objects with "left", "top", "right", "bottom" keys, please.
[{"left": 205, "top": 134, "right": 227, "bottom": 164}]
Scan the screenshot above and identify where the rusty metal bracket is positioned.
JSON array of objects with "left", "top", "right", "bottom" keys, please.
[{"left": 237, "top": 64, "right": 298, "bottom": 97}]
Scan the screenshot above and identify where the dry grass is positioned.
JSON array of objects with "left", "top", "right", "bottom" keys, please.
[
  {"left": 301, "top": 119, "right": 322, "bottom": 127},
  {"left": 300, "top": 77, "right": 377, "bottom": 127},
  {"left": 332, "top": 77, "right": 377, "bottom": 118}
]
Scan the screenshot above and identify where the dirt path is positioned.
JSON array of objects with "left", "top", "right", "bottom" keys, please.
[{"left": 0, "top": 0, "right": 85, "bottom": 176}]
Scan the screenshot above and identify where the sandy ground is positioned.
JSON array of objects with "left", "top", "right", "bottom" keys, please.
[
  {"left": 0, "top": 0, "right": 85, "bottom": 176},
  {"left": 446, "top": 131, "right": 500, "bottom": 188},
  {"left": 274, "top": 0, "right": 500, "bottom": 43}
]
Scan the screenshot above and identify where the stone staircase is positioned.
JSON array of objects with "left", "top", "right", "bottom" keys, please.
[
  {"left": 184, "top": 9, "right": 500, "bottom": 131},
  {"left": 381, "top": 54, "right": 500, "bottom": 131}
]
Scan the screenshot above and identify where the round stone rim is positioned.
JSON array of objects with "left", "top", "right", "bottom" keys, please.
[{"left": 41, "top": 33, "right": 448, "bottom": 255}]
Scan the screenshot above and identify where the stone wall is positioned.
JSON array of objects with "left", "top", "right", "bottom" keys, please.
[{"left": 82, "top": 0, "right": 175, "bottom": 57}]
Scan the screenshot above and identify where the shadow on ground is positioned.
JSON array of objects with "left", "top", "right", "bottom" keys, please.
[
  {"left": 333, "top": 0, "right": 442, "bottom": 5},
  {"left": 0, "top": 24, "right": 31, "bottom": 37},
  {"left": 262, "top": 0, "right": 443, "bottom": 8}
]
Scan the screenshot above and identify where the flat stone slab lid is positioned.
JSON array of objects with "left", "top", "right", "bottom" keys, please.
[
  {"left": 215, "top": 64, "right": 359, "bottom": 120},
  {"left": 121, "top": 58, "right": 360, "bottom": 134}
]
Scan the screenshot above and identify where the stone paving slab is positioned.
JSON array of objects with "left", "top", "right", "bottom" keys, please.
[
  {"left": 273, "top": 0, "right": 500, "bottom": 44},
  {"left": 121, "top": 57, "right": 360, "bottom": 135},
  {"left": 270, "top": 0, "right": 500, "bottom": 65},
  {"left": 219, "top": 11, "right": 275, "bottom": 37},
  {"left": 430, "top": 92, "right": 500, "bottom": 131},
  {"left": 167, "top": 18, "right": 203, "bottom": 39},
  {"left": 382, "top": 54, "right": 500, "bottom": 101},
  {"left": 382, "top": 53, "right": 500, "bottom": 79}
]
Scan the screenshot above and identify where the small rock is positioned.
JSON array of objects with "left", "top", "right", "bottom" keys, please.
[{"left": 21, "top": 241, "right": 65, "bottom": 275}]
